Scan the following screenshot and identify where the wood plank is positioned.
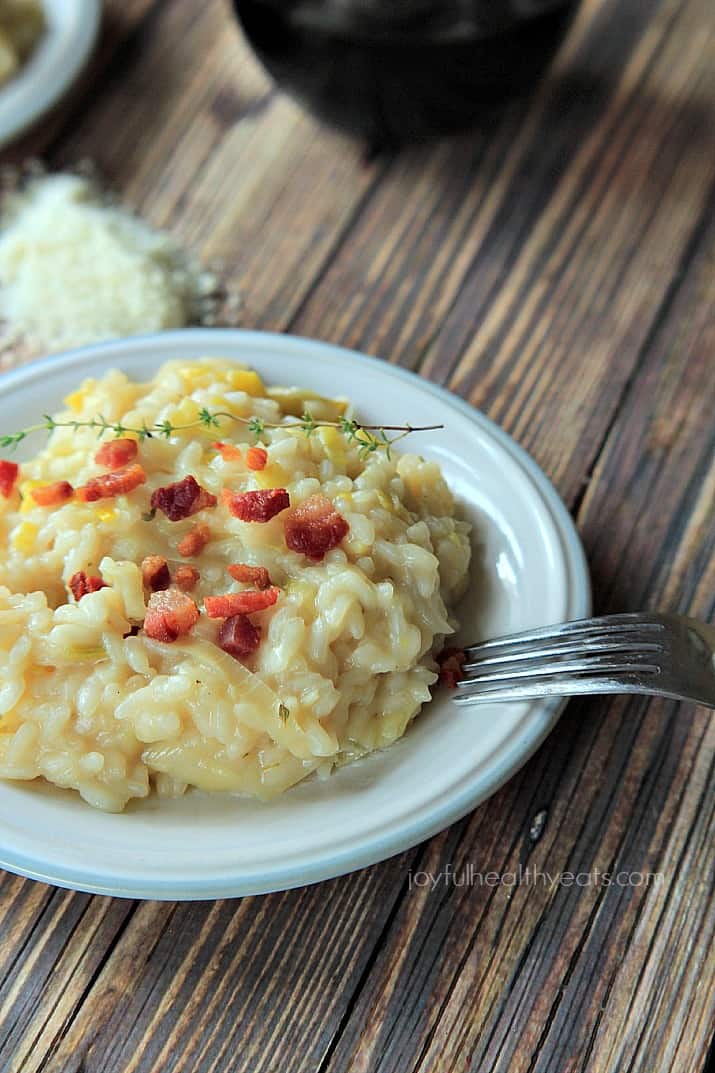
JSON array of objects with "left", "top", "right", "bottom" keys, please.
[
  {"left": 0, "top": 4, "right": 391, "bottom": 1071},
  {"left": 22, "top": 865, "right": 414, "bottom": 1073},
  {"left": 289, "top": 0, "right": 670, "bottom": 362},
  {"left": 292, "top": 0, "right": 714, "bottom": 506},
  {"left": 47, "top": 0, "right": 383, "bottom": 331},
  {"left": 2, "top": 0, "right": 161, "bottom": 164},
  {"left": 0, "top": 873, "right": 50, "bottom": 974},
  {"left": 50, "top": 0, "right": 272, "bottom": 199},
  {"left": 0, "top": 2, "right": 158, "bottom": 1055},
  {"left": 429, "top": 0, "right": 714, "bottom": 505},
  {"left": 0, "top": 0, "right": 712, "bottom": 1069},
  {"left": 1, "top": 895, "right": 133, "bottom": 1073},
  {"left": 317, "top": 184, "right": 715, "bottom": 1073}
]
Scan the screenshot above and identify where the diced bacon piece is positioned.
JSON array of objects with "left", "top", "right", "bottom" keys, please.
[
  {"left": 69, "top": 571, "right": 107, "bottom": 602},
  {"left": 77, "top": 464, "right": 146, "bottom": 502},
  {"left": 222, "top": 487, "right": 289, "bottom": 522},
  {"left": 94, "top": 438, "right": 138, "bottom": 469},
  {"left": 150, "top": 475, "right": 217, "bottom": 521},
  {"left": 437, "top": 647, "right": 466, "bottom": 689},
  {"left": 0, "top": 460, "right": 19, "bottom": 498},
  {"left": 177, "top": 522, "right": 211, "bottom": 558},
  {"left": 227, "top": 563, "right": 271, "bottom": 590},
  {"left": 283, "top": 494, "right": 349, "bottom": 561},
  {"left": 212, "top": 441, "right": 242, "bottom": 461},
  {"left": 30, "top": 480, "right": 74, "bottom": 507},
  {"left": 217, "top": 613, "right": 261, "bottom": 660},
  {"left": 144, "top": 588, "right": 199, "bottom": 643},
  {"left": 245, "top": 446, "right": 268, "bottom": 471},
  {"left": 174, "top": 564, "right": 200, "bottom": 592},
  {"left": 204, "top": 587, "right": 280, "bottom": 618},
  {"left": 141, "top": 555, "right": 171, "bottom": 592}
]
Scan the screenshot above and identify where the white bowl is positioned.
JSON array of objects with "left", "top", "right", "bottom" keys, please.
[
  {"left": 0, "top": 0, "right": 101, "bottom": 148},
  {"left": 0, "top": 329, "right": 590, "bottom": 898}
]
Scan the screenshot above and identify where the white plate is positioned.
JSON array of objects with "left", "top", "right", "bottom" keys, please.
[
  {"left": 0, "top": 329, "right": 590, "bottom": 899},
  {"left": 0, "top": 0, "right": 101, "bottom": 148}
]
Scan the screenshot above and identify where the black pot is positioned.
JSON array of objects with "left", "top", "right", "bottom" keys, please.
[{"left": 233, "top": 0, "right": 579, "bottom": 145}]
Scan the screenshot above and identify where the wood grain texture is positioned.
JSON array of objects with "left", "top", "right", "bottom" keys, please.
[
  {"left": 3, "top": 0, "right": 161, "bottom": 163},
  {"left": 50, "top": 0, "right": 384, "bottom": 332},
  {"left": 292, "top": 0, "right": 715, "bottom": 501},
  {"left": 0, "top": 0, "right": 713, "bottom": 1070},
  {"left": 320, "top": 186, "right": 715, "bottom": 1073}
]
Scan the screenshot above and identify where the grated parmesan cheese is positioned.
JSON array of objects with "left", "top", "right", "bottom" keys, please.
[{"left": 0, "top": 172, "right": 224, "bottom": 355}]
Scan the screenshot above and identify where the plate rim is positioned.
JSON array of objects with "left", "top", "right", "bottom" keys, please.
[
  {"left": 0, "top": 0, "right": 101, "bottom": 148},
  {"left": 0, "top": 328, "right": 591, "bottom": 899}
]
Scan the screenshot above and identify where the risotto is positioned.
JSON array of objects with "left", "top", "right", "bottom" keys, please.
[{"left": 0, "top": 358, "right": 471, "bottom": 811}]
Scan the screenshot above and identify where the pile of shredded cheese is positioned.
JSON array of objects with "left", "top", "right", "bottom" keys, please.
[{"left": 0, "top": 172, "right": 225, "bottom": 358}]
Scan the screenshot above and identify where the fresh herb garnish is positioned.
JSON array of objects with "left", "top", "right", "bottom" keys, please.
[{"left": 1, "top": 410, "right": 442, "bottom": 457}]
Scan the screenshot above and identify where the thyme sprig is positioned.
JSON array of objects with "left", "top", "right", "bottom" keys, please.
[{"left": 0, "top": 408, "right": 443, "bottom": 460}]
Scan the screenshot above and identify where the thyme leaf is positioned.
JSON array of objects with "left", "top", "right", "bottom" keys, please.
[{"left": 1, "top": 409, "right": 443, "bottom": 456}]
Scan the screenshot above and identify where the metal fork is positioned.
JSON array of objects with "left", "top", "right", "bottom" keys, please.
[{"left": 453, "top": 613, "right": 715, "bottom": 708}]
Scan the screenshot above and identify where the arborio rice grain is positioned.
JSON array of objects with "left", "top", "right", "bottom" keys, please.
[{"left": 0, "top": 358, "right": 471, "bottom": 810}]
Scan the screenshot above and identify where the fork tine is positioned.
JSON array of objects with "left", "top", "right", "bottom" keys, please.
[
  {"left": 452, "top": 673, "right": 672, "bottom": 705},
  {"left": 462, "top": 636, "right": 664, "bottom": 671},
  {"left": 461, "top": 615, "right": 666, "bottom": 659},
  {"left": 457, "top": 652, "right": 661, "bottom": 689},
  {"left": 451, "top": 613, "right": 715, "bottom": 709}
]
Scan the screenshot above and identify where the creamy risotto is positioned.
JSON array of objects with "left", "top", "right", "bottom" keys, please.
[{"left": 0, "top": 358, "right": 471, "bottom": 811}]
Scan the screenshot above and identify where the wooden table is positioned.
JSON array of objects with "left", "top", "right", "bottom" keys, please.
[{"left": 1, "top": 1, "right": 713, "bottom": 1070}]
